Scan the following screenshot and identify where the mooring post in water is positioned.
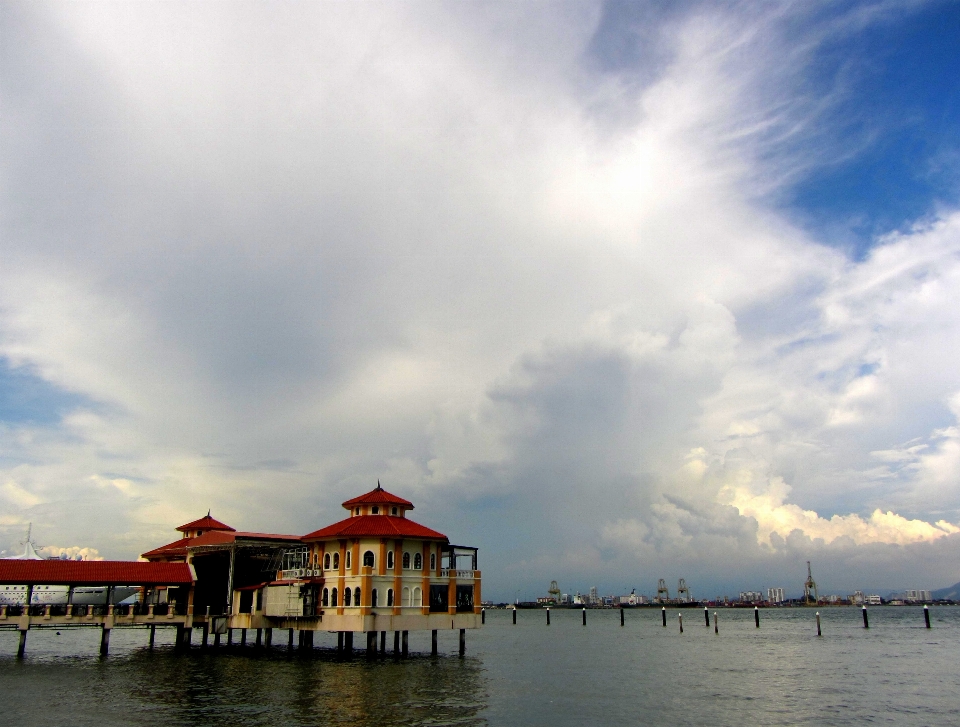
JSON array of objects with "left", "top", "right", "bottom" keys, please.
[
  {"left": 620, "top": 607, "right": 625, "bottom": 627},
  {"left": 582, "top": 608, "right": 587, "bottom": 626},
  {"left": 513, "top": 607, "right": 517, "bottom": 625},
  {"left": 661, "top": 607, "right": 666, "bottom": 627},
  {"left": 481, "top": 607, "right": 485, "bottom": 624},
  {"left": 459, "top": 628, "right": 466, "bottom": 656},
  {"left": 679, "top": 613, "right": 683, "bottom": 633},
  {"left": 713, "top": 612, "right": 718, "bottom": 634},
  {"left": 431, "top": 629, "right": 438, "bottom": 655},
  {"left": 924, "top": 605, "right": 931, "bottom": 628},
  {"left": 755, "top": 606, "right": 760, "bottom": 628},
  {"left": 816, "top": 612, "right": 821, "bottom": 637},
  {"left": 546, "top": 607, "right": 550, "bottom": 625},
  {"left": 705, "top": 606, "right": 710, "bottom": 627},
  {"left": 862, "top": 605, "right": 869, "bottom": 629}
]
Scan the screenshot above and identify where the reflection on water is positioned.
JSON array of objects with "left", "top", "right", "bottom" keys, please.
[{"left": 3, "top": 607, "right": 960, "bottom": 726}]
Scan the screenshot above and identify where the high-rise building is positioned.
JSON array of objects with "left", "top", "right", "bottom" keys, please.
[{"left": 767, "top": 587, "right": 785, "bottom": 604}]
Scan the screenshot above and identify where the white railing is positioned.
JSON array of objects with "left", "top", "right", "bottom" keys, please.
[{"left": 440, "top": 569, "right": 475, "bottom": 579}]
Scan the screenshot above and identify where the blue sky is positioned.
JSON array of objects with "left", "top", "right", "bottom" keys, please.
[{"left": 2, "top": 0, "right": 960, "bottom": 599}]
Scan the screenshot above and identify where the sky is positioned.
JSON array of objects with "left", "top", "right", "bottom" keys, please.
[{"left": 2, "top": 0, "right": 960, "bottom": 601}]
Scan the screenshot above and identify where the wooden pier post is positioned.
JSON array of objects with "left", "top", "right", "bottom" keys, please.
[
  {"left": 393, "top": 630, "right": 400, "bottom": 654},
  {"left": 431, "top": 629, "right": 438, "bottom": 655},
  {"left": 546, "top": 607, "right": 550, "bottom": 625},
  {"left": 705, "top": 606, "right": 710, "bottom": 627},
  {"left": 459, "top": 628, "right": 465, "bottom": 656},
  {"left": 862, "top": 605, "right": 869, "bottom": 629},
  {"left": 149, "top": 624, "right": 156, "bottom": 649},
  {"left": 401, "top": 630, "right": 409, "bottom": 657},
  {"left": 582, "top": 608, "right": 586, "bottom": 626},
  {"left": 481, "top": 607, "right": 485, "bottom": 624},
  {"left": 678, "top": 613, "right": 683, "bottom": 633},
  {"left": 661, "top": 607, "right": 666, "bottom": 627},
  {"left": 620, "top": 607, "right": 624, "bottom": 627},
  {"left": 713, "top": 611, "right": 718, "bottom": 634},
  {"left": 816, "top": 611, "right": 821, "bottom": 636},
  {"left": 754, "top": 606, "right": 760, "bottom": 628},
  {"left": 924, "top": 605, "right": 931, "bottom": 628},
  {"left": 100, "top": 626, "right": 110, "bottom": 656},
  {"left": 512, "top": 608, "right": 517, "bottom": 625}
]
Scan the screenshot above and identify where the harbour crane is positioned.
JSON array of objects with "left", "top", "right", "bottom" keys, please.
[
  {"left": 657, "top": 578, "right": 670, "bottom": 602},
  {"left": 803, "top": 561, "right": 819, "bottom": 605},
  {"left": 677, "top": 578, "right": 690, "bottom": 603}
]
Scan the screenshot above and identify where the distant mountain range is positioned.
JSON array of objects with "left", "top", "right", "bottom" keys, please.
[{"left": 932, "top": 582, "right": 960, "bottom": 600}]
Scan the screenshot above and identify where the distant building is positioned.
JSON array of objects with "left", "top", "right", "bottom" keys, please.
[
  {"left": 866, "top": 594, "right": 882, "bottom": 605},
  {"left": 905, "top": 589, "right": 931, "bottom": 602},
  {"left": 739, "top": 591, "right": 762, "bottom": 604},
  {"left": 850, "top": 591, "right": 864, "bottom": 605},
  {"left": 767, "top": 587, "right": 785, "bottom": 604}
]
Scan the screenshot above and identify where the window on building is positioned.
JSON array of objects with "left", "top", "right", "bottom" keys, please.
[
  {"left": 402, "top": 587, "right": 411, "bottom": 607},
  {"left": 387, "top": 551, "right": 394, "bottom": 569},
  {"left": 333, "top": 552, "right": 340, "bottom": 570},
  {"left": 387, "top": 588, "right": 394, "bottom": 607},
  {"left": 346, "top": 551, "right": 351, "bottom": 570},
  {"left": 354, "top": 587, "right": 361, "bottom": 606},
  {"left": 363, "top": 550, "right": 375, "bottom": 568},
  {"left": 355, "top": 507, "right": 360, "bottom": 515},
  {"left": 372, "top": 588, "right": 378, "bottom": 608},
  {"left": 414, "top": 553, "right": 422, "bottom": 570},
  {"left": 430, "top": 553, "right": 436, "bottom": 570},
  {"left": 413, "top": 587, "right": 422, "bottom": 607},
  {"left": 372, "top": 506, "right": 379, "bottom": 515},
  {"left": 391, "top": 507, "right": 398, "bottom": 515},
  {"left": 324, "top": 553, "right": 331, "bottom": 570},
  {"left": 402, "top": 552, "right": 410, "bottom": 569},
  {"left": 344, "top": 588, "right": 352, "bottom": 607},
  {"left": 197, "top": 530, "right": 203, "bottom": 536},
  {"left": 322, "top": 588, "right": 329, "bottom": 607},
  {"left": 331, "top": 588, "right": 338, "bottom": 607}
]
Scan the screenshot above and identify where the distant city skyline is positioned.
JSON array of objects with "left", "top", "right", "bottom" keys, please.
[{"left": 2, "top": 1, "right": 960, "bottom": 601}]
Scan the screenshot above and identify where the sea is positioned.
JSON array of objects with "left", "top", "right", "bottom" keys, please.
[{"left": 2, "top": 606, "right": 958, "bottom": 726}]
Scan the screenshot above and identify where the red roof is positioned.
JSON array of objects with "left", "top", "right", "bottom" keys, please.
[
  {"left": 176, "top": 514, "right": 236, "bottom": 533},
  {"left": 142, "top": 530, "right": 302, "bottom": 559},
  {"left": 303, "top": 515, "right": 447, "bottom": 541},
  {"left": 0, "top": 560, "right": 194, "bottom": 586},
  {"left": 342, "top": 485, "right": 414, "bottom": 510}
]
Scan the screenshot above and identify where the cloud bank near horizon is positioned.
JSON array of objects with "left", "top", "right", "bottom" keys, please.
[{"left": 2, "top": 0, "right": 960, "bottom": 597}]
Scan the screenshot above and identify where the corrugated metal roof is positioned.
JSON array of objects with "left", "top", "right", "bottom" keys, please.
[
  {"left": 303, "top": 515, "right": 447, "bottom": 541},
  {"left": 0, "top": 560, "right": 194, "bottom": 586}
]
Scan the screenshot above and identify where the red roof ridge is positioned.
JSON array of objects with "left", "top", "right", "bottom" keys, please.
[
  {"left": 303, "top": 514, "right": 447, "bottom": 541},
  {"left": 342, "top": 484, "right": 414, "bottom": 509},
  {"left": 176, "top": 513, "right": 235, "bottom": 533}
]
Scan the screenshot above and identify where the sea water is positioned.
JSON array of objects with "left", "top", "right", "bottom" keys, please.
[{"left": 1, "top": 606, "right": 958, "bottom": 726}]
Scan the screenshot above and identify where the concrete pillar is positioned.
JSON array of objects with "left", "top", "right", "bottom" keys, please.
[
  {"left": 256, "top": 628, "right": 262, "bottom": 647},
  {"left": 431, "top": 629, "right": 438, "bottom": 656},
  {"left": 401, "top": 630, "right": 408, "bottom": 657},
  {"left": 345, "top": 631, "right": 354, "bottom": 655},
  {"left": 366, "top": 630, "right": 377, "bottom": 657},
  {"left": 241, "top": 628, "right": 247, "bottom": 646},
  {"left": 393, "top": 630, "right": 400, "bottom": 654},
  {"left": 288, "top": 628, "right": 294, "bottom": 649},
  {"left": 99, "top": 625, "right": 112, "bottom": 656},
  {"left": 17, "top": 629, "right": 27, "bottom": 659},
  {"left": 459, "top": 628, "right": 465, "bottom": 656},
  {"left": 265, "top": 628, "right": 273, "bottom": 647},
  {"left": 380, "top": 630, "right": 386, "bottom": 653},
  {"left": 149, "top": 624, "right": 156, "bottom": 649}
]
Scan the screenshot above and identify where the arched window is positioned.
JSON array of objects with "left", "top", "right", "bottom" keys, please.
[
  {"left": 387, "top": 551, "right": 394, "bottom": 569},
  {"left": 391, "top": 507, "right": 398, "bottom": 515},
  {"left": 344, "top": 588, "right": 352, "bottom": 607},
  {"left": 402, "top": 587, "right": 411, "bottom": 607},
  {"left": 354, "top": 587, "right": 361, "bottom": 606},
  {"left": 372, "top": 588, "right": 378, "bottom": 608},
  {"left": 333, "top": 552, "right": 339, "bottom": 570},
  {"left": 413, "top": 587, "right": 422, "bottom": 607},
  {"left": 355, "top": 507, "right": 360, "bottom": 515},
  {"left": 322, "top": 588, "right": 329, "bottom": 607},
  {"left": 430, "top": 553, "right": 436, "bottom": 570},
  {"left": 414, "top": 553, "right": 422, "bottom": 570},
  {"left": 346, "top": 551, "right": 352, "bottom": 570},
  {"left": 313, "top": 552, "right": 318, "bottom": 566},
  {"left": 324, "top": 553, "right": 331, "bottom": 570},
  {"left": 363, "top": 550, "right": 375, "bottom": 568},
  {"left": 372, "top": 506, "right": 379, "bottom": 515},
  {"left": 402, "top": 552, "right": 410, "bottom": 569},
  {"left": 331, "top": 588, "right": 338, "bottom": 607},
  {"left": 387, "top": 588, "right": 394, "bottom": 607}
]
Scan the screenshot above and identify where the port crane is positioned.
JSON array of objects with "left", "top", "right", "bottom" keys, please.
[{"left": 803, "top": 561, "right": 819, "bottom": 605}]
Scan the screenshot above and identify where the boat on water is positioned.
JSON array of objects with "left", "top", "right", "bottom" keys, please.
[{"left": 0, "top": 525, "right": 137, "bottom": 606}]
